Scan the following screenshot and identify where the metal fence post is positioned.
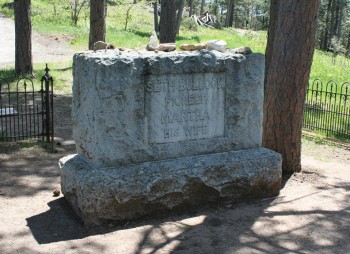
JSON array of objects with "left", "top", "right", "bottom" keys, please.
[{"left": 41, "top": 64, "right": 54, "bottom": 151}]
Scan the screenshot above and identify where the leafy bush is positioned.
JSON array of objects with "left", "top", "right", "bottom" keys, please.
[
  {"left": 212, "top": 21, "right": 222, "bottom": 30},
  {"left": 181, "top": 17, "right": 198, "bottom": 31}
]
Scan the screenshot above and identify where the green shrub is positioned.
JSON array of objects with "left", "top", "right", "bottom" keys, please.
[
  {"left": 212, "top": 21, "right": 223, "bottom": 30},
  {"left": 181, "top": 17, "right": 198, "bottom": 32}
]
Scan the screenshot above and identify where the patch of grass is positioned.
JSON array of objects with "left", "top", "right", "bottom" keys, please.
[
  {"left": 0, "top": 61, "right": 73, "bottom": 94},
  {"left": 303, "top": 129, "right": 350, "bottom": 146},
  {"left": 0, "top": 140, "right": 47, "bottom": 154},
  {"left": 310, "top": 51, "right": 350, "bottom": 84}
]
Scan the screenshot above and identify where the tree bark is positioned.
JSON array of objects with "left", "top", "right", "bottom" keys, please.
[
  {"left": 225, "top": 0, "right": 235, "bottom": 28},
  {"left": 89, "top": 0, "right": 106, "bottom": 50},
  {"left": 347, "top": 31, "right": 350, "bottom": 56},
  {"left": 153, "top": 1, "right": 159, "bottom": 32},
  {"left": 322, "top": 0, "right": 332, "bottom": 50},
  {"left": 175, "top": 0, "right": 184, "bottom": 34},
  {"left": 329, "top": 0, "right": 338, "bottom": 41},
  {"left": 14, "top": 0, "right": 33, "bottom": 76},
  {"left": 200, "top": 0, "right": 205, "bottom": 14},
  {"left": 336, "top": 0, "right": 345, "bottom": 38},
  {"left": 189, "top": 0, "right": 193, "bottom": 16},
  {"left": 263, "top": 0, "right": 321, "bottom": 173},
  {"left": 159, "top": 0, "right": 177, "bottom": 43},
  {"left": 264, "top": 0, "right": 280, "bottom": 78}
]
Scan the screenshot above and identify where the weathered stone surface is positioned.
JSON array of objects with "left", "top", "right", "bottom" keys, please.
[
  {"left": 206, "top": 40, "right": 227, "bottom": 52},
  {"left": 146, "top": 31, "right": 159, "bottom": 51},
  {"left": 62, "top": 49, "right": 282, "bottom": 226},
  {"left": 156, "top": 43, "right": 176, "bottom": 52},
  {"left": 60, "top": 148, "right": 282, "bottom": 226},
  {"left": 231, "top": 46, "right": 253, "bottom": 55},
  {"left": 180, "top": 43, "right": 207, "bottom": 51},
  {"left": 93, "top": 41, "right": 115, "bottom": 51},
  {"left": 72, "top": 50, "right": 265, "bottom": 168},
  {"left": 93, "top": 41, "right": 108, "bottom": 51}
]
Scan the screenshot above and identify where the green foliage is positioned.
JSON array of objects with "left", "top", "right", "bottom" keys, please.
[
  {"left": 0, "top": 62, "right": 74, "bottom": 94},
  {"left": 316, "top": 0, "right": 350, "bottom": 54},
  {"left": 212, "top": 21, "right": 223, "bottom": 30},
  {"left": 1, "top": 0, "right": 350, "bottom": 90},
  {"left": 310, "top": 50, "right": 350, "bottom": 83},
  {"left": 181, "top": 17, "right": 199, "bottom": 31}
]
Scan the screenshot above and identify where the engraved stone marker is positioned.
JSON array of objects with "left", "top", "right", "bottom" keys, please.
[
  {"left": 145, "top": 73, "right": 225, "bottom": 143},
  {"left": 59, "top": 50, "right": 282, "bottom": 226}
]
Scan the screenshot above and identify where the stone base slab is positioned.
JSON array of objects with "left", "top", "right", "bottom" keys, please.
[{"left": 59, "top": 148, "right": 282, "bottom": 226}]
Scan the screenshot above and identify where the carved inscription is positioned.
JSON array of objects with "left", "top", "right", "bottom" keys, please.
[{"left": 145, "top": 73, "right": 225, "bottom": 143}]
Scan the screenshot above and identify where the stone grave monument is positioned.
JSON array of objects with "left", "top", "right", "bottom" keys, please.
[{"left": 59, "top": 49, "right": 282, "bottom": 226}]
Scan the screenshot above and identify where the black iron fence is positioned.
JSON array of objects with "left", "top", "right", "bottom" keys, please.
[
  {"left": 303, "top": 79, "right": 350, "bottom": 139},
  {"left": 0, "top": 65, "right": 54, "bottom": 145}
]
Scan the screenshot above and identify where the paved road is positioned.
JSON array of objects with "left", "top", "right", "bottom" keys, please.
[{"left": 0, "top": 13, "right": 74, "bottom": 67}]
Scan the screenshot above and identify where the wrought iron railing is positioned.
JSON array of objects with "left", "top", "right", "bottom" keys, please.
[
  {"left": 0, "top": 65, "right": 54, "bottom": 146},
  {"left": 303, "top": 79, "right": 350, "bottom": 139}
]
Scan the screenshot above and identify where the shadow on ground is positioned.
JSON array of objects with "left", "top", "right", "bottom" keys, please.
[{"left": 23, "top": 177, "right": 350, "bottom": 253}]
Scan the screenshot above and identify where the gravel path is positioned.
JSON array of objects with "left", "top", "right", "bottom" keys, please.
[{"left": 0, "top": 13, "right": 74, "bottom": 67}]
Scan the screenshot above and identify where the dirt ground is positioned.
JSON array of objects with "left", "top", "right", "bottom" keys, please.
[
  {"left": 0, "top": 94, "right": 349, "bottom": 254},
  {"left": 0, "top": 14, "right": 74, "bottom": 67}
]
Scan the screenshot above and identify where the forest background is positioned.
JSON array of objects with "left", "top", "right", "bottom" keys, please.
[{"left": 0, "top": 0, "right": 350, "bottom": 87}]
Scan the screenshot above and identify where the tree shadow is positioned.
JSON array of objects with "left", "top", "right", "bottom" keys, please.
[
  {"left": 4, "top": 150, "right": 349, "bottom": 253},
  {"left": 131, "top": 181, "right": 350, "bottom": 253},
  {"left": 130, "top": 30, "right": 152, "bottom": 38},
  {"left": 128, "top": 30, "right": 202, "bottom": 44},
  {"left": 176, "top": 35, "right": 201, "bottom": 43}
]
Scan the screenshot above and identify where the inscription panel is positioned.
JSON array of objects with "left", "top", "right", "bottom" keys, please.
[{"left": 145, "top": 73, "right": 225, "bottom": 143}]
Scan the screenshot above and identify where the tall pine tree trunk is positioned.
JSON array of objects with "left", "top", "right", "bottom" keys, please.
[
  {"left": 89, "top": 0, "right": 106, "bottom": 50},
  {"left": 159, "top": 0, "right": 176, "bottom": 43},
  {"left": 189, "top": 0, "right": 193, "bottom": 16},
  {"left": 347, "top": 31, "right": 350, "bottom": 56},
  {"left": 336, "top": 0, "right": 345, "bottom": 38},
  {"left": 225, "top": 0, "right": 235, "bottom": 28},
  {"left": 200, "top": 0, "right": 205, "bottom": 14},
  {"left": 263, "top": 0, "right": 321, "bottom": 173},
  {"left": 153, "top": 0, "right": 159, "bottom": 32},
  {"left": 322, "top": 0, "right": 332, "bottom": 50},
  {"left": 14, "top": 0, "right": 33, "bottom": 76},
  {"left": 175, "top": 0, "right": 184, "bottom": 34},
  {"left": 329, "top": 0, "right": 338, "bottom": 41}
]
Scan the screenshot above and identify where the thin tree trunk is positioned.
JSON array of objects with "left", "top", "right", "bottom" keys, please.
[
  {"left": 89, "top": 0, "right": 106, "bottom": 50},
  {"left": 263, "top": 0, "right": 321, "bottom": 173},
  {"left": 347, "top": 31, "right": 350, "bottom": 56},
  {"left": 333, "top": 0, "right": 340, "bottom": 38},
  {"left": 189, "top": 0, "right": 193, "bottom": 16},
  {"left": 264, "top": 0, "right": 280, "bottom": 79},
  {"left": 225, "top": 0, "right": 235, "bottom": 28},
  {"left": 14, "top": 0, "right": 33, "bottom": 76},
  {"left": 329, "top": 0, "right": 338, "bottom": 41},
  {"left": 159, "top": 0, "right": 176, "bottom": 43},
  {"left": 200, "top": 0, "right": 204, "bottom": 14},
  {"left": 323, "top": 0, "right": 332, "bottom": 50},
  {"left": 336, "top": 0, "right": 345, "bottom": 38},
  {"left": 175, "top": 0, "right": 184, "bottom": 34},
  {"left": 154, "top": 0, "right": 159, "bottom": 32}
]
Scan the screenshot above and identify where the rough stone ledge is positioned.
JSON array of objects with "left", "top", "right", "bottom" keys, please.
[{"left": 59, "top": 148, "right": 282, "bottom": 226}]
